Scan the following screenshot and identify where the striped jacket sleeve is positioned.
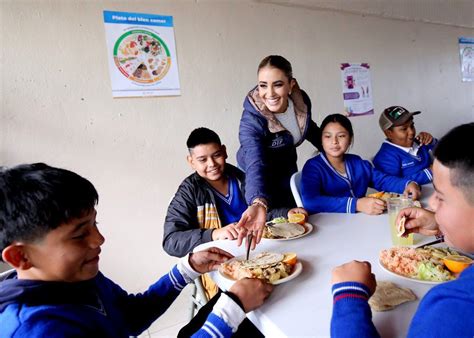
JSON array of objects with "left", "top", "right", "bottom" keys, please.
[{"left": 331, "top": 282, "right": 380, "bottom": 338}]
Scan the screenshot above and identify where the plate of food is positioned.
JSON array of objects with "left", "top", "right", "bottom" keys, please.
[
  {"left": 379, "top": 246, "right": 472, "bottom": 284},
  {"left": 262, "top": 217, "right": 313, "bottom": 240},
  {"left": 219, "top": 252, "right": 302, "bottom": 285}
]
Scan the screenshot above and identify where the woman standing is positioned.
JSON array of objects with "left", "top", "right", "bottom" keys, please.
[{"left": 236, "top": 55, "right": 321, "bottom": 247}]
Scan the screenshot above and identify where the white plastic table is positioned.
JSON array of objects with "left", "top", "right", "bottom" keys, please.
[{"left": 194, "top": 185, "right": 437, "bottom": 337}]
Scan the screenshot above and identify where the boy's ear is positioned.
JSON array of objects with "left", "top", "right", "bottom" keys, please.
[
  {"left": 187, "top": 153, "right": 195, "bottom": 169},
  {"left": 221, "top": 145, "right": 228, "bottom": 159},
  {"left": 383, "top": 129, "right": 392, "bottom": 140},
  {"left": 2, "top": 244, "right": 33, "bottom": 270}
]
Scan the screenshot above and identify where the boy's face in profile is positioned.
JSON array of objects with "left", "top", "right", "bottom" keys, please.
[
  {"left": 21, "top": 208, "right": 104, "bottom": 282},
  {"left": 385, "top": 118, "right": 416, "bottom": 148},
  {"left": 429, "top": 160, "right": 474, "bottom": 252},
  {"left": 187, "top": 143, "right": 227, "bottom": 183}
]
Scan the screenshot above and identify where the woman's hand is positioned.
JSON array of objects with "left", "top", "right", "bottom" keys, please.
[
  {"left": 356, "top": 197, "right": 385, "bottom": 215},
  {"left": 189, "top": 247, "right": 234, "bottom": 273},
  {"left": 416, "top": 132, "right": 433, "bottom": 145},
  {"left": 236, "top": 203, "right": 267, "bottom": 250},
  {"left": 212, "top": 223, "right": 239, "bottom": 240}
]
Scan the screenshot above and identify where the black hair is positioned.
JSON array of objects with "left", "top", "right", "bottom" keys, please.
[
  {"left": 257, "top": 55, "right": 293, "bottom": 80},
  {"left": 186, "top": 127, "right": 222, "bottom": 150},
  {"left": 434, "top": 123, "right": 474, "bottom": 205},
  {"left": 0, "top": 163, "right": 98, "bottom": 258},
  {"left": 320, "top": 113, "right": 354, "bottom": 143}
]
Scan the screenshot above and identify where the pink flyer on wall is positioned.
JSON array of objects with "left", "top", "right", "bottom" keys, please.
[{"left": 340, "top": 63, "right": 374, "bottom": 117}]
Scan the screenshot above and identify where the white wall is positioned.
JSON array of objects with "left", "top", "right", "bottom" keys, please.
[{"left": 1, "top": 0, "right": 473, "bottom": 329}]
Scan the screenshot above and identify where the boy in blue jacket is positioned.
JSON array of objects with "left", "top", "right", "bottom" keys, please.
[
  {"left": 330, "top": 123, "right": 474, "bottom": 337},
  {"left": 373, "top": 106, "right": 436, "bottom": 185},
  {"left": 0, "top": 163, "right": 272, "bottom": 337}
]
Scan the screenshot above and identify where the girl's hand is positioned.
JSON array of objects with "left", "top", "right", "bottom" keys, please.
[{"left": 356, "top": 197, "right": 385, "bottom": 215}]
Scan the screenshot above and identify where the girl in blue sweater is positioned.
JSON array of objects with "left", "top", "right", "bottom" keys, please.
[{"left": 301, "top": 114, "right": 420, "bottom": 214}]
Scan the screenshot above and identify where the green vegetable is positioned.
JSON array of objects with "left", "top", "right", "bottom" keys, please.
[
  {"left": 271, "top": 217, "right": 287, "bottom": 224},
  {"left": 417, "top": 262, "right": 454, "bottom": 282}
]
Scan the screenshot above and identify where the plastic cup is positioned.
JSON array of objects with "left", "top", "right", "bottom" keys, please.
[{"left": 387, "top": 197, "right": 414, "bottom": 246}]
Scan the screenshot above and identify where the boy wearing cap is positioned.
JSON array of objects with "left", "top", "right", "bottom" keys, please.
[
  {"left": 330, "top": 123, "right": 474, "bottom": 337},
  {"left": 373, "top": 106, "right": 436, "bottom": 185}
]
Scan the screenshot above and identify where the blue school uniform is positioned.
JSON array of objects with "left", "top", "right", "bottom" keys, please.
[
  {"left": 330, "top": 265, "right": 474, "bottom": 337},
  {"left": 211, "top": 176, "right": 247, "bottom": 225},
  {"left": 301, "top": 153, "right": 412, "bottom": 214},
  {"left": 373, "top": 140, "right": 437, "bottom": 185}
]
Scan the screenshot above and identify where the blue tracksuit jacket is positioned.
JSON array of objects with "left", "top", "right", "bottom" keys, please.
[
  {"left": 0, "top": 267, "right": 234, "bottom": 337},
  {"left": 236, "top": 82, "right": 321, "bottom": 209},
  {"left": 301, "top": 153, "right": 412, "bottom": 214},
  {"left": 373, "top": 140, "right": 437, "bottom": 185},
  {"left": 330, "top": 265, "right": 474, "bottom": 337}
]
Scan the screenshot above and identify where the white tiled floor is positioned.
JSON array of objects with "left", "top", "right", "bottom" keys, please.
[{"left": 138, "top": 284, "right": 194, "bottom": 337}]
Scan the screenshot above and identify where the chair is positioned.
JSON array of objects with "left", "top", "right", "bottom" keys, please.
[
  {"left": 290, "top": 171, "right": 304, "bottom": 208},
  {"left": 188, "top": 277, "right": 208, "bottom": 320}
]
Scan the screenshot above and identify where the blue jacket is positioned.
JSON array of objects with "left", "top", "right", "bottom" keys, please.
[
  {"left": 0, "top": 267, "right": 235, "bottom": 337},
  {"left": 330, "top": 265, "right": 474, "bottom": 338},
  {"left": 301, "top": 153, "right": 412, "bottom": 214},
  {"left": 237, "top": 81, "right": 321, "bottom": 209},
  {"left": 373, "top": 140, "right": 437, "bottom": 185}
]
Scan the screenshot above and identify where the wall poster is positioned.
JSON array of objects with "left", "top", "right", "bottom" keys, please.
[
  {"left": 459, "top": 37, "right": 474, "bottom": 82},
  {"left": 103, "top": 10, "right": 180, "bottom": 97},
  {"left": 340, "top": 63, "right": 374, "bottom": 116}
]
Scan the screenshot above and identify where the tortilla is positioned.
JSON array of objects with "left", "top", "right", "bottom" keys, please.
[
  {"left": 241, "top": 252, "right": 284, "bottom": 269},
  {"left": 369, "top": 281, "right": 417, "bottom": 311},
  {"left": 396, "top": 216, "right": 406, "bottom": 237},
  {"left": 267, "top": 223, "right": 306, "bottom": 239}
]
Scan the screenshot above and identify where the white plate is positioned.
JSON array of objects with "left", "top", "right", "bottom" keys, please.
[
  {"left": 219, "top": 259, "right": 303, "bottom": 285},
  {"left": 263, "top": 222, "right": 314, "bottom": 241},
  {"left": 379, "top": 260, "right": 444, "bottom": 285}
]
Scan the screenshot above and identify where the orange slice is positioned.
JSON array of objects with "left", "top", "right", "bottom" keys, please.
[
  {"left": 288, "top": 213, "right": 306, "bottom": 225},
  {"left": 283, "top": 252, "right": 297, "bottom": 265},
  {"left": 443, "top": 255, "right": 473, "bottom": 273}
]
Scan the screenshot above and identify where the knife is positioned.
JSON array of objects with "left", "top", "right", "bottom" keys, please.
[
  {"left": 415, "top": 236, "right": 444, "bottom": 248},
  {"left": 246, "top": 234, "right": 253, "bottom": 260}
]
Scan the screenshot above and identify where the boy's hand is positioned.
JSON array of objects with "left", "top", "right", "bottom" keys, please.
[
  {"left": 404, "top": 182, "right": 421, "bottom": 200},
  {"left": 236, "top": 204, "right": 267, "bottom": 250},
  {"left": 397, "top": 207, "right": 440, "bottom": 236},
  {"left": 332, "top": 261, "right": 376, "bottom": 296},
  {"left": 229, "top": 278, "right": 273, "bottom": 312},
  {"left": 416, "top": 132, "right": 433, "bottom": 145},
  {"left": 356, "top": 197, "right": 385, "bottom": 215},
  {"left": 287, "top": 207, "right": 308, "bottom": 219},
  {"left": 189, "top": 247, "right": 234, "bottom": 273},
  {"left": 212, "top": 223, "right": 239, "bottom": 240}
]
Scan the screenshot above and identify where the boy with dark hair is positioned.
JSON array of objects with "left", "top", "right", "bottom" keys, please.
[
  {"left": 330, "top": 123, "right": 474, "bottom": 337},
  {"left": 163, "top": 127, "right": 304, "bottom": 298},
  {"left": 0, "top": 163, "right": 273, "bottom": 337},
  {"left": 373, "top": 106, "right": 437, "bottom": 185}
]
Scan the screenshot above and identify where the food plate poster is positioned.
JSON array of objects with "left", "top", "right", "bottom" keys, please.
[
  {"left": 459, "top": 37, "right": 474, "bottom": 82},
  {"left": 103, "top": 10, "right": 180, "bottom": 97},
  {"left": 340, "top": 63, "right": 374, "bottom": 116}
]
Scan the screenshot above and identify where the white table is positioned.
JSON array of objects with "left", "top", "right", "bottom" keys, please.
[{"left": 194, "top": 185, "right": 437, "bottom": 338}]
